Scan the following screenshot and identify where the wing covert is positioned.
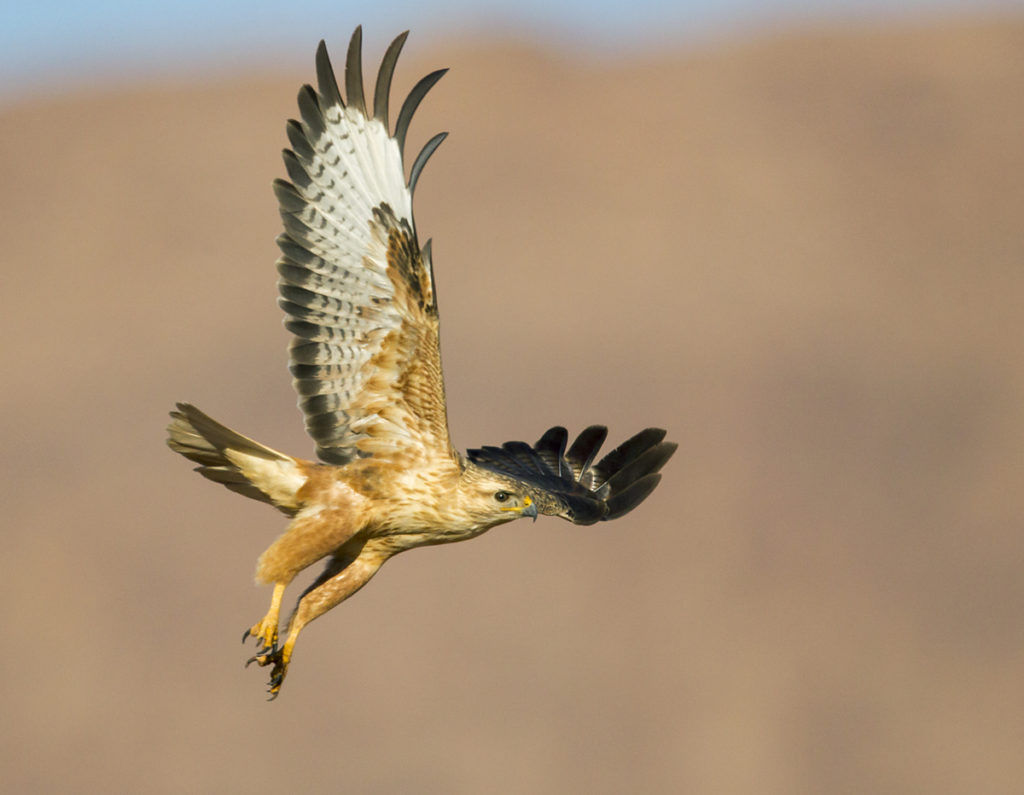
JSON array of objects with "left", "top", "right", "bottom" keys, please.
[{"left": 274, "top": 28, "right": 451, "bottom": 465}]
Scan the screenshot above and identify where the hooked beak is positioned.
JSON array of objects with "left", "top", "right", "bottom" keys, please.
[{"left": 521, "top": 497, "right": 538, "bottom": 522}]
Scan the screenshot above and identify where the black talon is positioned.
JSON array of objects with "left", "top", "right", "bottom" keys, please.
[
  {"left": 242, "top": 628, "right": 251, "bottom": 643},
  {"left": 251, "top": 650, "right": 288, "bottom": 698}
]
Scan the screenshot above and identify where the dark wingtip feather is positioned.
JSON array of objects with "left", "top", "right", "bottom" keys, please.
[
  {"left": 593, "top": 428, "right": 667, "bottom": 486},
  {"left": 297, "top": 84, "right": 325, "bottom": 139},
  {"left": 408, "top": 131, "right": 447, "bottom": 195},
  {"left": 535, "top": 426, "right": 569, "bottom": 476},
  {"left": 345, "top": 25, "right": 366, "bottom": 115},
  {"left": 605, "top": 473, "right": 662, "bottom": 520},
  {"left": 566, "top": 425, "right": 608, "bottom": 479},
  {"left": 280, "top": 149, "right": 312, "bottom": 192},
  {"left": 374, "top": 30, "right": 409, "bottom": 129},
  {"left": 395, "top": 68, "right": 448, "bottom": 159},
  {"left": 285, "top": 119, "right": 314, "bottom": 161},
  {"left": 315, "top": 40, "right": 344, "bottom": 109},
  {"left": 272, "top": 178, "right": 305, "bottom": 212},
  {"left": 603, "top": 441, "right": 677, "bottom": 493},
  {"left": 537, "top": 426, "right": 569, "bottom": 452},
  {"left": 468, "top": 426, "right": 675, "bottom": 525}
]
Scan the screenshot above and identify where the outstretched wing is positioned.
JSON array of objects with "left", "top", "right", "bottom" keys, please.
[
  {"left": 274, "top": 27, "right": 452, "bottom": 465},
  {"left": 468, "top": 427, "right": 677, "bottom": 525}
]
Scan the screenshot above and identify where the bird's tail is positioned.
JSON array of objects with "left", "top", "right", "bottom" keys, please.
[{"left": 166, "top": 402, "right": 307, "bottom": 515}]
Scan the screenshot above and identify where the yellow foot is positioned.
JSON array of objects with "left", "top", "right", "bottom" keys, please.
[
  {"left": 242, "top": 616, "right": 278, "bottom": 654},
  {"left": 246, "top": 643, "right": 292, "bottom": 700},
  {"left": 241, "top": 582, "right": 286, "bottom": 654}
]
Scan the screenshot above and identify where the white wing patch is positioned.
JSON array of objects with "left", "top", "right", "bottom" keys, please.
[{"left": 273, "top": 29, "right": 449, "bottom": 465}]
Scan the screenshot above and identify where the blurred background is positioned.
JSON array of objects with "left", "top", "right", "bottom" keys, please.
[{"left": 2, "top": 1, "right": 1023, "bottom": 792}]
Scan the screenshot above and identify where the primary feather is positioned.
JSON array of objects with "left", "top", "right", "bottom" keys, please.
[
  {"left": 274, "top": 28, "right": 448, "bottom": 465},
  {"left": 468, "top": 427, "right": 677, "bottom": 525}
]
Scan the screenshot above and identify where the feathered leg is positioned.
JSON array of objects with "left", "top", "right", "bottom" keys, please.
[
  {"left": 243, "top": 500, "right": 364, "bottom": 657},
  {"left": 248, "top": 537, "right": 394, "bottom": 698}
]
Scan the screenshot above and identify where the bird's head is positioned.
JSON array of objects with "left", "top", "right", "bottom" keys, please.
[{"left": 457, "top": 463, "right": 539, "bottom": 527}]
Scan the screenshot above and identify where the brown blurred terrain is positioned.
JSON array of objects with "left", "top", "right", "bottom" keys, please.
[{"left": 2, "top": 15, "right": 1023, "bottom": 793}]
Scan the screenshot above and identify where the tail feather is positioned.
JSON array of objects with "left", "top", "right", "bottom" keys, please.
[{"left": 167, "top": 403, "right": 307, "bottom": 515}]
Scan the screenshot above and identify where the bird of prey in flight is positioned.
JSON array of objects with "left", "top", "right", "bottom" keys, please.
[{"left": 167, "top": 27, "right": 676, "bottom": 698}]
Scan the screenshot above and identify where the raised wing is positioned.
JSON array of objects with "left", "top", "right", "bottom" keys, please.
[
  {"left": 468, "top": 427, "right": 677, "bottom": 525},
  {"left": 274, "top": 27, "right": 452, "bottom": 465}
]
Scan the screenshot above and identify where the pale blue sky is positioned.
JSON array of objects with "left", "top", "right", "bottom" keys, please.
[{"left": 2, "top": 0, "right": 1020, "bottom": 101}]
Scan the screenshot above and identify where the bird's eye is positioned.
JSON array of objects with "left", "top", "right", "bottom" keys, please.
[{"left": 494, "top": 491, "right": 510, "bottom": 503}]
